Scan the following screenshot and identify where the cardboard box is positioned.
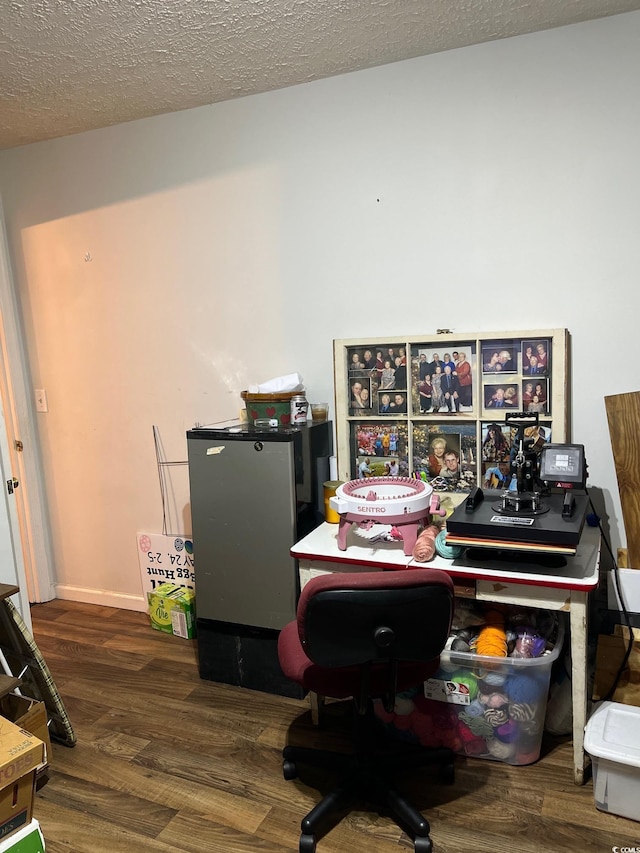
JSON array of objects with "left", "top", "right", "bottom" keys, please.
[
  {"left": 0, "top": 697, "right": 51, "bottom": 773},
  {"left": 0, "top": 819, "right": 45, "bottom": 852},
  {"left": 147, "top": 583, "right": 196, "bottom": 639},
  {"left": 0, "top": 719, "right": 44, "bottom": 844},
  {"left": 137, "top": 531, "right": 195, "bottom": 601}
]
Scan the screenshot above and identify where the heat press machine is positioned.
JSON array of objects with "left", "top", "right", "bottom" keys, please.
[{"left": 446, "top": 412, "right": 589, "bottom": 563}]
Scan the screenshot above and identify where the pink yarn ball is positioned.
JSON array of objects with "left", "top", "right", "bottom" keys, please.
[{"left": 484, "top": 692, "right": 510, "bottom": 708}]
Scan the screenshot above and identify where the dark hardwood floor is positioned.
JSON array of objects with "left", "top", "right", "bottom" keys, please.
[{"left": 28, "top": 599, "right": 639, "bottom": 853}]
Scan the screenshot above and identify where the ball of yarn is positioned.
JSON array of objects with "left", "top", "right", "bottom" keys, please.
[
  {"left": 392, "top": 713, "right": 413, "bottom": 731},
  {"left": 483, "top": 708, "right": 508, "bottom": 728},
  {"left": 397, "top": 686, "right": 420, "bottom": 700},
  {"left": 508, "top": 702, "right": 537, "bottom": 722},
  {"left": 486, "top": 737, "right": 517, "bottom": 761},
  {"left": 481, "top": 670, "right": 507, "bottom": 687},
  {"left": 475, "top": 624, "right": 508, "bottom": 657},
  {"left": 495, "top": 719, "right": 519, "bottom": 743},
  {"left": 511, "top": 628, "right": 546, "bottom": 659},
  {"left": 451, "top": 637, "right": 471, "bottom": 652},
  {"left": 459, "top": 729, "right": 488, "bottom": 756},
  {"left": 412, "top": 524, "right": 439, "bottom": 562},
  {"left": 520, "top": 717, "right": 543, "bottom": 736},
  {"left": 483, "top": 692, "right": 510, "bottom": 709},
  {"left": 516, "top": 748, "right": 541, "bottom": 765},
  {"left": 394, "top": 696, "right": 416, "bottom": 715},
  {"left": 466, "top": 699, "right": 485, "bottom": 718},
  {"left": 435, "top": 530, "right": 464, "bottom": 559},
  {"left": 458, "top": 711, "right": 493, "bottom": 738},
  {"left": 449, "top": 671, "right": 478, "bottom": 700},
  {"left": 505, "top": 674, "right": 545, "bottom": 705},
  {"left": 456, "top": 628, "right": 474, "bottom": 644}
]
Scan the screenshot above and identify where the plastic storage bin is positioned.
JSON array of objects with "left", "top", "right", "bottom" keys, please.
[
  {"left": 376, "top": 618, "right": 563, "bottom": 766},
  {"left": 584, "top": 701, "right": 640, "bottom": 822}
]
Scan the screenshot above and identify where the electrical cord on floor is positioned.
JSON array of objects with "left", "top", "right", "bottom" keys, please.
[{"left": 587, "top": 490, "right": 636, "bottom": 701}]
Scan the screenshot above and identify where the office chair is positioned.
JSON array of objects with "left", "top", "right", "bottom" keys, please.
[{"left": 278, "top": 569, "right": 456, "bottom": 853}]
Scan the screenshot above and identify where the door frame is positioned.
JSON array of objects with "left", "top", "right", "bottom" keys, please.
[{"left": 0, "top": 199, "right": 56, "bottom": 612}]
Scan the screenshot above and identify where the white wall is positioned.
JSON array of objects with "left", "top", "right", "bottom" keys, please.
[{"left": 0, "top": 12, "right": 638, "bottom": 609}]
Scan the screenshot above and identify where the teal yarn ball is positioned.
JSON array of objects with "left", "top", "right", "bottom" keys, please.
[{"left": 435, "top": 530, "right": 464, "bottom": 560}]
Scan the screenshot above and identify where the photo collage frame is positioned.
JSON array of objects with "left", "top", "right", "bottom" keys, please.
[{"left": 337, "top": 330, "right": 567, "bottom": 497}]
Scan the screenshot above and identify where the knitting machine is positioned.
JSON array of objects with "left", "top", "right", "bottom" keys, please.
[
  {"left": 446, "top": 412, "right": 589, "bottom": 560},
  {"left": 330, "top": 476, "right": 445, "bottom": 556}
]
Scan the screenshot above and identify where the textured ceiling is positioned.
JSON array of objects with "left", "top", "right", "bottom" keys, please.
[{"left": 1, "top": 0, "right": 640, "bottom": 151}]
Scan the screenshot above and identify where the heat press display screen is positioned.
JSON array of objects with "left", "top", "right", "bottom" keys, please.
[{"left": 539, "top": 444, "right": 586, "bottom": 485}]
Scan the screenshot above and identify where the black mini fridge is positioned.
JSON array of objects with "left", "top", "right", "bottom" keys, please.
[{"left": 187, "top": 420, "right": 332, "bottom": 697}]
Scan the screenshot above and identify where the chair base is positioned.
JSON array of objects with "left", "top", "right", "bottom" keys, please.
[{"left": 282, "top": 740, "right": 454, "bottom": 852}]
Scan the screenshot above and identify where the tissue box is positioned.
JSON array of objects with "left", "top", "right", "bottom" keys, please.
[{"left": 147, "top": 583, "right": 196, "bottom": 639}]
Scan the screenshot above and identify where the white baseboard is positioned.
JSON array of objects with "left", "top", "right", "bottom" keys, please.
[{"left": 53, "top": 584, "right": 147, "bottom": 612}]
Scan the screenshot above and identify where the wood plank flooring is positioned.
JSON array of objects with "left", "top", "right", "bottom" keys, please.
[{"left": 29, "top": 599, "right": 640, "bottom": 853}]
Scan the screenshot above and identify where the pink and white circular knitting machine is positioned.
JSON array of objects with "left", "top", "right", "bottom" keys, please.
[{"left": 330, "top": 477, "right": 445, "bottom": 556}]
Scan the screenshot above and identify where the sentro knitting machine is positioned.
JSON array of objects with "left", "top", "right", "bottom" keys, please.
[{"left": 330, "top": 476, "right": 445, "bottom": 556}]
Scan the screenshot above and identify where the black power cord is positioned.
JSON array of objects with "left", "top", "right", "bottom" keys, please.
[{"left": 587, "top": 490, "right": 636, "bottom": 701}]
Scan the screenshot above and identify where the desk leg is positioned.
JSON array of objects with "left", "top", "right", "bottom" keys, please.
[
  {"left": 310, "top": 692, "right": 324, "bottom": 726},
  {"left": 570, "top": 592, "right": 589, "bottom": 785}
]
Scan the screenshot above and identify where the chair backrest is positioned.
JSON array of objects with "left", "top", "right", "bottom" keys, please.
[{"left": 298, "top": 569, "right": 454, "bottom": 669}]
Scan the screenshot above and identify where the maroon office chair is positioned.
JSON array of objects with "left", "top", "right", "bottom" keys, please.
[{"left": 278, "top": 569, "right": 456, "bottom": 853}]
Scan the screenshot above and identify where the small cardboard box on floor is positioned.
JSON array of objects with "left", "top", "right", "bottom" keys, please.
[
  {"left": 147, "top": 583, "right": 196, "bottom": 639},
  {"left": 0, "top": 718, "right": 44, "bottom": 844},
  {"left": 0, "top": 697, "right": 51, "bottom": 775},
  {"left": 0, "top": 819, "right": 45, "bottom": 852}
]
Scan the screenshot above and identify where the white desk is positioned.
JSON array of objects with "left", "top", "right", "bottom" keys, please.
[{"left": 292, "top": 522, "right": 601, "bottom": 785}]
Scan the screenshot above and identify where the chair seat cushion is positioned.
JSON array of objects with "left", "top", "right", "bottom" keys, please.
[{"left": 278, "top": 620, "right": 440, "bottom": 699}]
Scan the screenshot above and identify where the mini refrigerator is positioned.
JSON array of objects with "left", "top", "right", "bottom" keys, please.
[{"left": 187, "top": 420, "right": 332, "bottom": 697}]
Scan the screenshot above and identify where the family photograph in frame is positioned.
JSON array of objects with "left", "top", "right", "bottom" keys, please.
[
  {"left": 484, "top": 383, "right": 519, "bottom": 409},
  {"left": 378, "top": 391, "right": 407, "bottom": 414},
  {"left": 411, "top": 423, "right": 476, "bottom": 492},
  {"left": 523, "top": 378, "right": 549, "bottom": 414},
  {"left": 522, "top": 339, "right": 551, "bottom": 376},
  {"left": 349, "top": 376, "right": 372, "bottom": 413},
  {"left": 481, "top": 421, "right": 552, "bottom": 488},
  {"left": 351, "top": 421, "right": 409, "bottom": 478},
  {"left": 346, "top": 343, "right": 409, "bottom": 417},
  {"left": 411, "top": 342, "right": 476, "bottom": 415},
  {"left": 481, "top": 422, "right": 512, "bottom": 463},
  {"left": 482, "top": 342, "right": 517, "bottom": 374}
]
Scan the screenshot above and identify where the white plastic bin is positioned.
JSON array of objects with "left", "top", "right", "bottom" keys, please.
[{"left": 584, "top": 701, "right": 640, "bottom": 822}]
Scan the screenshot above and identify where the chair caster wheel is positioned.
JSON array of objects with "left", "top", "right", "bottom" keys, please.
[
  {"left": 299, "top": 833, "right": 316, "bottom": 852},
  {"left": 414, "top": 835, "right": 433, "bottom": 853},
  {"left": 439, "top": 761, "right": 455, "bottom": 784},
  {"left": 283, "top": 759, "right": 298, "bottom": 780}
]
